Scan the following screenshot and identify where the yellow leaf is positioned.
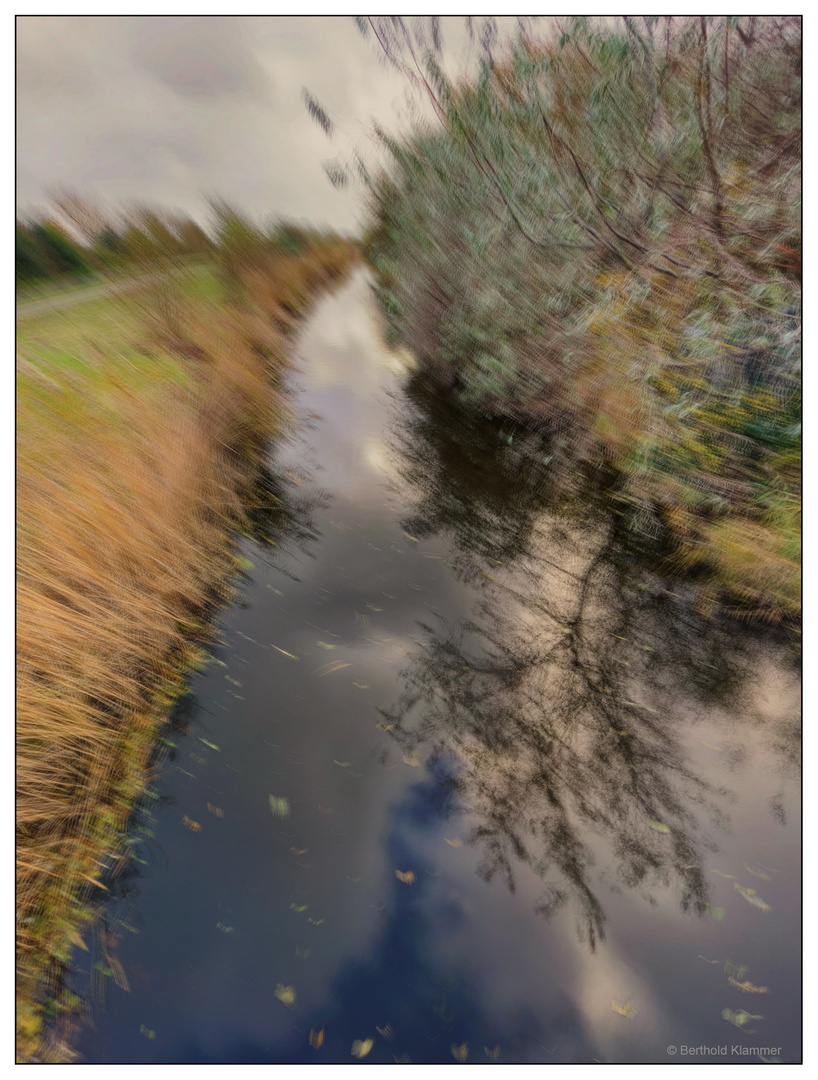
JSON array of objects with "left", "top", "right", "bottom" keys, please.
[
  {"left": 728, "top": 978, "right": 768, "bottom": 994},
  {"left": 444, "top": 838, "right": 462, "bottom": 848},
  {"left": 351, "top": 1038, "right": 373, "bottom": 1058},
  {"left": 274, "top": 984, "right": 296, "bottom": 1007},
  {"left": 451, "top": 1042, "right": 469, "bottom": 1061},
  {"left": 395, "top": 870, "right": 415, "bottom": 884},
  {"left": 611, "top": 999, "right": 637, "bottom": 1020},
  {"left": 309, "top": 1028, "right": 325, "bottom": 1049}
]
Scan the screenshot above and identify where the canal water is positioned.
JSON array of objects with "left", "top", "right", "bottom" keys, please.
[{"left": 75, "top": 273, "right": 801, "bottom": 1065}]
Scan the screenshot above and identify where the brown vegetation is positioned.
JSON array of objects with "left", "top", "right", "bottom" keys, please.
[{"left": 16, "top": 231, "right": 356, "bottom": 1060}]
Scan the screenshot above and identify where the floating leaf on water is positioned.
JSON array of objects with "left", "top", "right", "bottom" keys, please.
[
  {"left": 308, "top": 917, "right": 325, "bottom": 925},
  {"left": 314, "top": 661, "right": 352, "bottom": 677},
  {"left": 139, "top": 1024, "right": 156, "bottom": 1040},
  {"left": 707, "top": 905, "right": 726, "bottom": 921},
  {"left": 271, "top": 645, "right": 300, "bottom": 660},
  {"left": 444, "top": 838, "right": 462, "bottom": 848},
  {"left": 289, "top": 903, "right": 308, "bottom": 913},
  {"left": 376, "top": 1023, "right": 395, "bottom": 1041},
  {"left": 274, "top": 983, "right": 296, "bottom": 1007},
  {"left": 269, "top": 795, "right": 291, "bottom": 818},
  {"left": 712, "top": 870, "right": 737, "bottom": 879},
  {"left": 376, "top": 722, "right": 393, "bottom": 731},
  {"left": 395, "top": 870, "right": 415, "bottom": 885},
  {"left": 182, "top": 816, "right": 201, "bottom": 833},
  {"left": 351, "top": 1038, "right": 373, "bottom": 1058},
  {"left": 354, "top": 682, "right": 370, "bottom": 690},
  {"left": 309, "top": 1028, "right": 325, "bottom": 1049},
  {"left": 744, "top": 864, "right": 772, "bottom": 881},
  {"left": 724, "top": 960, "right": 750, "bottom": 980},
  {"left": 290, "top": 848, "right": 308, "bottom": 856},
  {"left": 199, "top": 739, "right": 220, "bottom": 751},
  {"left": 207, "top": 803, "right": 224, "bottom": 818},
  {"left": 734, "top": 883, "right": 772, "bottom": 912},
  {"left": 484, "top": 1045, "right": 500, "bottom": 1060},
  {"left": 403, "top": 752, "right": 420, "bottom": 767},
  {"left": 451, "top": 1042, "right": 469, "bottom": 1062},
  {"left": 94, "top": 963, "right": 114, "bottom": 977},
  {"left": 722, "top": 1008, "right": 762, "bottom": 1030},
  {"left": 611, "top": 999, "right": 637, "bottom": 1020},
  {"left": 333, "top": 760, "right": 351, "bottom": 768},
  {"left": 647, "top": 820, "right": 671, "bottom": 833},
  {"left": 728, "top": 978, "right": 768, "bottom": 994},
  {"left": 316, "top": 641, "right": 336, "bottom": 650},
  {"left": 697, "top": 955, "right": 720, "bottom": 964}
]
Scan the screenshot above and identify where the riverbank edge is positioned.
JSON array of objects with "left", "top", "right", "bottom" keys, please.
[
  {"left": 16, "top": 247, "right": 358, "bottom": 1062},
  {"left": 381, "top": 346, "right": 800, "bottom": 630}
]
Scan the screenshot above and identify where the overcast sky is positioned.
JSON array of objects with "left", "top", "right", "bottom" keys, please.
[{"left": 16, "top": 14, "right": 530, "bottom": 235}]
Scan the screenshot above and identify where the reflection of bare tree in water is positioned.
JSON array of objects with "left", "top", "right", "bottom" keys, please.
[{"left": 381, "top": 375, "right": 794, "bottom": 948}]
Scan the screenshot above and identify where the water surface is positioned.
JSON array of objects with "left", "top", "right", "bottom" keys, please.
[{"left": 75, "top": 273, "right": 801, "bottom": 1065}]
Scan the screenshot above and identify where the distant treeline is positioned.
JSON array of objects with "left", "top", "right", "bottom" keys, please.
[{"left": 16, "top": 191, "right": 341, "bottom": 289}]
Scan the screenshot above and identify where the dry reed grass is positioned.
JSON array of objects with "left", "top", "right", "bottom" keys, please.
[{"left": 16, "top": 241, "right": 356, "bottom": 1059}]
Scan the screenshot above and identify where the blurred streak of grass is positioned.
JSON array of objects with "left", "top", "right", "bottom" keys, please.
[{"left": 16, "top": 238, "right": 356, "bottom": 1060}]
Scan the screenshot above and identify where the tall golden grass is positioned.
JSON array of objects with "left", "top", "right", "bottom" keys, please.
[{"left": 16, "top": 239, "right": 356, "bottom": 1060}]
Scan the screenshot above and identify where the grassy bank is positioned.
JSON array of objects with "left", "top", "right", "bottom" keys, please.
[
  {"left": 360, "top": 16, "right": 800, "bottom": 622},
  {"left": 16, "top": 233, "right": 356, "bottom": 1060}
]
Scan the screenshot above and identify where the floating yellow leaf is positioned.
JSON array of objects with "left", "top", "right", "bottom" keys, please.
[
  {"left": 451, "top": 1042, "right": 469, "bottom": 1062},
  {"left": 139, "top": 1024, "right": 156, "bottom": 1040},
  {"left": 333, "top": 760, "right": 351, "bottom": 768},
  {"left": 728, "top": 978, "right": 768, "bottom": 994},
  {"left": 271, "top": 645, "right": 300, "bottom": 660},
  {"left": 182, "top": 816, "right": 201, "bottom": 832},
  {"left": 484, "top": 1045, "right": 500, "bottom": 1060},
  {"left": 403, "top": 752, "right": 420, "bottom": 767},
  {"left": 309, "top": 1028, "right": 325, "bottom": 1049},
  {"left": 744, "top": 864, "right": 772, "bottom": 881},
  {"left": 316, "top": 641, "right": 336, "bottom": 650},
  {"left": 722, "top": 1008, "right": 762, "bottom": 1029},
  {"left": 647, "top": 820, "right": 670, "bottom": 833},
  {"left": 275, "top": 983, "right": 296, "bottom": 1007},
  {"left": 289, "top": 903, "right": 308, "bottom": 913},
  {"left": 734, "top": 883, "right": 772, "bottom": 912},
  {"left": 444, "top": 838, "right": 462, "bottom": 848},
  {"left": 713, "top": 870, "right": 737, "bottom": 879},
  {"left": 269, "top": 795, "right": 291, "bottom": 818},
  {"left": 395, "top": 870, "right": 415, "bottom": 884},
  {"left": 611, "top": 999, "right": 637, "bottom": 1020},
  {"left": 207, "top": 803, "right": 224, "bottom": 818},
  {"left": 200, "top": 739, "right": 220, "bottom": 751},
  {"left": 351, "top": 1038, "right": 373, "bottom": 1058},
  {"left": 314, "top": 661, "right": 352, "bottom": 677}
]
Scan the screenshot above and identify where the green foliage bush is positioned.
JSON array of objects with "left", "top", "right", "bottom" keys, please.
[{"left": 360, "top": 16, "right": 800, "bottom": 617}]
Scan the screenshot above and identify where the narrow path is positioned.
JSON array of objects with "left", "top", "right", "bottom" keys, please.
[{"left": 16, "top": 269, "right": 181, "bottom": 318}]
